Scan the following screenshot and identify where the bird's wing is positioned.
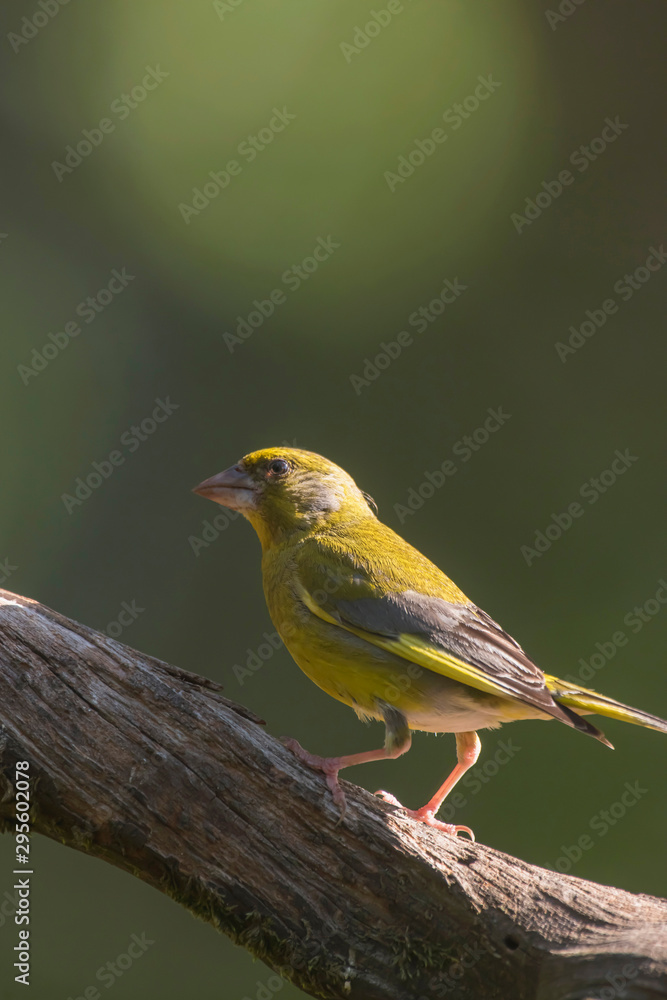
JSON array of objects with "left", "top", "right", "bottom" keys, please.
[{"left": 293, "top": 542, "right": 558, "bottom": 715}]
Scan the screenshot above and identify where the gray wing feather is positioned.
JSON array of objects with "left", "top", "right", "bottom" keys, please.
[
  {"left": 332, "top": 589, "right": 609, "bottom": 740},
  {"left": 335, "top": 590, "right": 552, "bottom": 707}
]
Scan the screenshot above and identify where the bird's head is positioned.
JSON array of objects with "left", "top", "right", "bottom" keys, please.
[{"left": 193, "top": 447, "right": 376, "bottom": 548}]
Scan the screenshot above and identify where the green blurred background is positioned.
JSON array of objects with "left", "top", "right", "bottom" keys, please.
[{"left": 1, "top": 0, "right": 666, "bottom": 996}]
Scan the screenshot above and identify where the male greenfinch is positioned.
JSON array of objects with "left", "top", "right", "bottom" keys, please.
[{"left": 193, "top": 448, "right": 667, "bottom": 839}]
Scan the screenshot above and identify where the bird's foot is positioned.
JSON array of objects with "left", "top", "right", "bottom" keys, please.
[
  {"left": 375, "top": 790, "right": 475, "bottom": 841},
  {"left": 283, "top": 738, "right": 347, "bottom": 821},
  {"left": 374, "top": 790, "right": 403, "bottom": 808}
]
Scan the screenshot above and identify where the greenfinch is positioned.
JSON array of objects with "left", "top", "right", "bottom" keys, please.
[{"left": 193, "top": 447, "right": 667, "bottom": 839}]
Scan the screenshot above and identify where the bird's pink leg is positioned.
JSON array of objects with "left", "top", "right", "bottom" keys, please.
[
  {"left": 377, "top": 731, "right": 481, "bottom": 840},
  {"left": 283, "top": 733, "right": 411, "bottom": 822}
]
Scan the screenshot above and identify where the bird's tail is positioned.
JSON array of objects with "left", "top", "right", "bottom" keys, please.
[{"left": 545, "top": 674, "right": 667, "bottom": 743}]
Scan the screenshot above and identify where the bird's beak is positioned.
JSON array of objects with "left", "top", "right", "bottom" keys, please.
[{"left": 192, "top": 465, "right": 258, "bottom": 511}]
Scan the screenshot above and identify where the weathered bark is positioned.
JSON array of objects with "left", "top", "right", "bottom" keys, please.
[{"left": 0, "top": 588, "right": 665, "bottom": 999}]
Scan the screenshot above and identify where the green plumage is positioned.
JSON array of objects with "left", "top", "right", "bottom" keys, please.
[
  {"left": 195, "top": 446, "right": 667, "bottom": 744},
  {"left": 192, "top": 445, "right": 667, "bottom": 837}
]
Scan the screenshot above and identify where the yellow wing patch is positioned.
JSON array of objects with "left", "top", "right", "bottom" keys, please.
[{"left": 297, "top": 581, "right": 515, "bottom": 703}]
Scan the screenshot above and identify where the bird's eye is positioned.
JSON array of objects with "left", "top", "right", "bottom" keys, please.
[{"left": 267, "top": 458, "right": 290, "bottom": 478}]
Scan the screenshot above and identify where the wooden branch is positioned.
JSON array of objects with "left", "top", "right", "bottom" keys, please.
[{"left": 0, "top": 589, "right": 665, "bottom": 1000}]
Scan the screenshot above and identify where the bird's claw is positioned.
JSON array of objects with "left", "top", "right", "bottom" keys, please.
[
  {"left": 374, "top": 789, "right": 403, "bottom": 808},
  {"left": 282, "top": 737, "right": 311, "bottom": 762},
  {"left": 374, "top": 790, "right": 475, "bottom": 841},
  {"left": 410, "top": 809, "right": 475, "bottom": 841},
  {"left": 284, "top": 738, "right": 347, "bottom": 822}
]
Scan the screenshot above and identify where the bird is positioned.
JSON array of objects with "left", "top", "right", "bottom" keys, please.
[{"left": 193, "top": 447, "right": 667, "bottom": 839}]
